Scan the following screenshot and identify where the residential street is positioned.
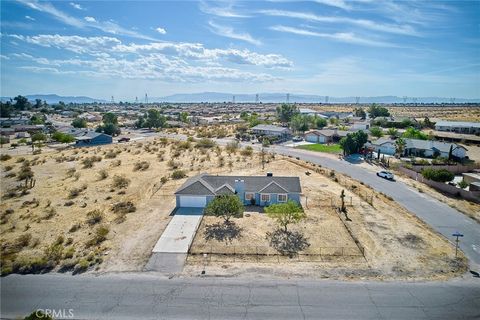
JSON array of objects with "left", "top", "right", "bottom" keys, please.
[{"left": 1, "top": 274, "right": 479, "bottom": 319}]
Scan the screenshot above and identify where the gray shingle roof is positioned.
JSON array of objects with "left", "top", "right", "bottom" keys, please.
[
  {"left": 251, "top": 124, "right": 290, "bottom": 133},
  {"left": 404, "top": 139, "right": 466, "bottom": 153},
  {"left": 175, "top": 174, "right": 301, "bottom": 196}
]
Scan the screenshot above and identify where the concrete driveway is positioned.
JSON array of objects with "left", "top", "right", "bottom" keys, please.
[{"left": 146, "top": 207, "right": 204, "bottom": 273}]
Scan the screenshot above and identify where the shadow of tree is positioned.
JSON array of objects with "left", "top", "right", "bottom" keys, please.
[
  {"left": 267, "top": 229, "right": 310, "bottom": 257},
  {"left": 204, "top": 221, "right": 243, "bottom": 244}
]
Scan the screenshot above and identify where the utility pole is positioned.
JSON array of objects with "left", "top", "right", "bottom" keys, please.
[
  {"left": 325, "top": 96, "right": 329, "bottom": 104},
  {"left": 232, "top": 95, "right": 235, "bottom": 104},
  {"left": 111, "top": 96, "right": 115, "bottom": 104},
  {"left": 255, "top": 93, "right": 259, "bottom": 104},
  {"left": 355, "top": 96, "right": 360, "bottom": 104},
  {"left": 145, "top": 93, "right": 148, "bottom": 104},
  {"left": 286, "top": 93, "right": 290, "bottom": 104}
]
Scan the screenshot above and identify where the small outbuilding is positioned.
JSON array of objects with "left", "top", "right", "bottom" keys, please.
[{"left": 75, "top": 131, "right": 112, "bottom": 147}]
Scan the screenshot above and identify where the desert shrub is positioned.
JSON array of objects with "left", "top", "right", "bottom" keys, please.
[
  {"left": 42, "top": 208, "right": 56, "bottom": 220},
  {"left": 66, "top": 167, "right": 76, "bottom": 178},
  {"left": 86, "top": 210, "right": 103, "bottom": 225},
  {"left": 160, "top": 176, "right": 168, "bottom": 184},
  {"left": 0, "top": 154, "right": 11, "bottom": 161},
  {"left": 5, "top": 171, "right": 16, "bottom": 178},
  {"left": 195, "top": 138, "right": 216, "bottom": 149},
  {"left": 12, "top": 256, "right": 53, "bottom": 274},
  {"left": 14, "top": 233, "right": 32, "bottom": 250},
  {"left": 44, "top": 243, "right": 64, "bottom": 263},
  {"left": 58, "top": 258, "right": 78, "bottom": 273},
  {"left": 68, "top": 185, "right": 87, "bottom": 199},
  {"left": 63, "top": 247, "right": 75, "bottom": 259},
  {"left": 421, "top": 168, "right": 454, "bottom": 182},
  {"left": 240, "top": 146, "right": 253, "bottom": 157},
  {"left": 110, "top": 159, "right": 122, "bottom": 167},
  {"left": 458, "top": 179, "right": 468, "bottom": 189},
  {"left": 225, "top": 141, "right": 239, "bottom": 154},
  {"left": 167, "top": 159, "right": 180, "bottom": 169},
  {"left": 64, "top": 200, "right": 74, "bottom": 206},
  {"left": 86, "top": 225, "right": 109, "bottom": 247},
  {"left": 104, "top": 150, "right": 118, "bottom": 159},
  {"left": 97, "top": 169, "right": 108, "bottom": 180},
  {"left": 69, "top": 223, "right": 81, "bottom": 233},
  {"left": 73, "top": 259, "right": 89, "bottom": 274},
  {"left": 171, "top": 170, "right": 187, "bottom": 180},
  {"left": 112, "top": 175, "right": 130, "bottom": 189},
  {"left": 112, "top": 201, "right": 136, "bottom": 214},
  {"left": 133, "top": 161, "right": 150, "bottom": 171},
  {"left": 3, "top": 165, "right": 14, "bottom": 172},
  {"left": 177, "top": 141, "right": 192, "bottom": 150},
  {"left": 81, "top": 156, "right": 102, "bottom": 169},
  {"left": 32, "top": 149, "right": 42, "bottom": 155}
]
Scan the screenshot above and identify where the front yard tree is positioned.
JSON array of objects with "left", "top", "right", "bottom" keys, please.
[
  {"left": 339, "top": 130, "right": 368, "bottom": 155},
  {"left": 265, "top": 200, "right": 306, "bottom": 233},
  {"left": 370, "top": 126, "right": 384, "bottom": 138},
  {"left": 205, "top": 194, "right": 244, "bottom": 223},
  {"left": 276, "top": 104, "right": 298, "bottom": 125},
  {"left": 395, "top": 138, "right": 406, "bottom": 157},
  {"left": 52, "top": 131, "right": 75, "bottom": 144}
]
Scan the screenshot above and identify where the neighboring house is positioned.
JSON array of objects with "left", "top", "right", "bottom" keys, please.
[
  {"left": 0, "top": 117, "right": 30, "bottom": 127},
  {"left": 175, "top": 173, "right": 302, "bottom": 208},
  {"left": 352, "top": 121, "right": 370, "bottom": 131},
  {"left": 364, "top": 138, "right": 396, "bottom": 156},
  {"left": 304, "top": 129, "right": 348, "bottom": 144},
  {"left": 435, "top": 121, "right": 480, "bottom": 135},
  {"left": 319, "top": 111, "right": 352, "bottom": 119},
  {"left": 75, "top": 131, "right": 113, "bottom": 147},
  {"left": 299, "top": 108, "right": 327, "bottom": 118},
  {"left": 57, "top": 127, "right": 89, "bottom": 137},
  {"left": 251, "top": 124, "right": 291, "bottom": 139},
  {"left": 403, "top": 139, "right": 467, "bottom": 159}
]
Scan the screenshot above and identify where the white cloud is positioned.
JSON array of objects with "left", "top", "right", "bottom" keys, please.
[
  {"left": 269, "top": 25, "right": 397, "bottom": 47},
  {"left": 199, "top": 1, "right": 250, "bottom": 18},
  {"left": 261, "top": 9, "right": 419, "bottom": 36},
  {"left": 314, "top": 0, "right": 352, "bottom": 10},
  {"left": 69, "top": 2, "right": 84, "bottom": 10},
  {"left": 25, "top": 15, "right": 35, "bottom": 21},
  {"left": 155, "top": 27, "right": 167, "bottom": 34},
  {"left": 84, "top": 16, "right": 96, "bottom": 23},
  {"left": 208, "top": 21, "right": 261, "bottom": 45},
  {"left": 16, "top": 0, "right": 157, "bottom": 40},
  {"left": 0, "top": 54, "right": 10, "bottom": 60}
]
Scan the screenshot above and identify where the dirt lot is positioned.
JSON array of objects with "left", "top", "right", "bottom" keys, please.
[
  {"left": 185, "top": 159, "right": 467, "bottom": 280},
  {"left": 0, "top": 137, "right": 260, "bottom": 274},
  {"left": 0, "top": 140, "right": 467, "bottom": 280}
]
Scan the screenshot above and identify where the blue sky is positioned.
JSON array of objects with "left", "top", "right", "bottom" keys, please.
[{"left": 1, "top": 0, "right": 479, "bottom": 100}]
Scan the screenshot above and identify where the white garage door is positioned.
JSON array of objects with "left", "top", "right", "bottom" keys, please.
[{"left": 179, "top": 196, "right": 207, "bottom": 208}]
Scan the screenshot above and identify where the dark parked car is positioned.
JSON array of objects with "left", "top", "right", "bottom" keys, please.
[{"left": 118, "top": 137, "right": 130, "bottom": 143}]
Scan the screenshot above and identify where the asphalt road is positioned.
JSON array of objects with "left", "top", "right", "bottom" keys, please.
[
  {"left": 160, "top": 133, "right": 480, "bottom": 269},
  {"left": 1, "top": 274, "right": 479, "bottom": 320}
]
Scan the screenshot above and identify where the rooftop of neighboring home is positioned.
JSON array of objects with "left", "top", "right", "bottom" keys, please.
[
  {"left": 404, "top": 139, "right": 467, "bottom": 152},
  {"left": 75, "top": 131, "right": 108, "bottom": 141},
  {"left": 175, "top": 173, "right": 302, "bottom": 196},
  {"left": 367, "top": 137, "right": 396, "bottom": 146},
  {"left": 251, "top": 124, "right": 290, "bottom": 132},
  {"left": 306, "top": 129, "right": 349, "bottom": 137},
  {"left": 435, "top": 120, "right": 480, "bottom": 128}
]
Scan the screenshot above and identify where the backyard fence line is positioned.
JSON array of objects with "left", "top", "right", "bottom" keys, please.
[{"left": 189, "top": 245, "right": 363, "bottom": 257}]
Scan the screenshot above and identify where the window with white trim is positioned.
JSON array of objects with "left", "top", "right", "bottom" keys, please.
[
  {"left": 277, "top": 194, "right": 287, "bottom": 202},
  {"left": 261, "top": 194, "right": 270, "bottom": 202},
  {"left": 245, "top": 192, "right": 254, "bottom": 200}
]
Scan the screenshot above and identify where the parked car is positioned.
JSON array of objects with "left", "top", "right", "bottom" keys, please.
[
  {"left": 292, "top": 136, "right": 303, "bottom": 142},
  {"left": 118, "top": 137, "right": 130, "bottom": 143},
  {"left": 377, "top": 171, "right": 394, "bottom": 180}
]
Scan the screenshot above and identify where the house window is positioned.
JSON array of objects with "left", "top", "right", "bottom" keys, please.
[
  {"left": 245, "top": 193, "right": 254, "bottom": 201},
  {"left": 261, "top": 194, "right": 270, "bottom": 202},
  {"left": 277, "top": 194, "right": 287, "bottom": 202}
]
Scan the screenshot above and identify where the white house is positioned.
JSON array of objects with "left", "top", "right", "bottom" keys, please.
[
  {"left": 364, "top": 138, "right": 396, "bottom": 155},
  {"left": 435, "top": 121, "right": 480, "bottom": 135},
  {"left": 305, "top": 129, "right": 348, "bottom": 144}
]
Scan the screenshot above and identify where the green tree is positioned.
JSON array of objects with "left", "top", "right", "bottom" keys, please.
[
  {"left": 353, "top": 107, "right": 366, "bottom": 119},
  {"left": 0, "top": 101, "right": 13, "bottom": 117},
  {"left": 313, "top": 116, "right": 327, "bottom": 129},
  {"left": 178, "top": 112, "right": 189, "bottom": 123},
  {"left": 13, "top": 95, "right": 30, "bottom": 110},
  {"left": 290, "top": 114, "right": 310, "bottom": 133},
  {"left": 276, "top": 104, "right": 298, "bottom": 125},
  {"left": 421, "top": 168, "right": 454, "bottom": 182},
  {"left": 369, "top": 126, "right": 384, "bottom": 138},
  {"left": 395, "top": 137, "right": 406, "bottom": 157},
  {"left": 205, "top": 194, "right": 244, "bottom": 223},
  {"left": 101, "top": 122, "right": 121, "bottom": 136},
  {"left": 402, "top": 127, "right": 428, "bottom": 140},
  {"left": 102, "top": 112, "right": 118, "bottom": 125},
  {"left": 51, "top": 131, "right": 75, "bottom": 143},
  {"left": 71, "top": 117, "right": 87, "bottom": 128},
  {"left": 144, "top": 109, "right": 166, "bottom": 129},
  {"left": 387, "top": 128, "right": 399, "bottom": 138},
  {"left": 30, "top": 113, "right": 45, "bottom": 125},
  {"left": 34, "top": 99, "right": 42, "bottom": 109},
  {"left": 422, "top": 117, "right": 435, "bottom": 129},
  {"left": 339, "top": 131, "right": 368, "bottom": 155},
  {"left": 368, "top": 104, "right": 390, "bottom": 118},
  {"left": 265, "top": 200, "right": 306, "bottom": 232}
]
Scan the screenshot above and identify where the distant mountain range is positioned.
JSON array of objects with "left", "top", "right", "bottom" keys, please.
[
  {"left": 1, "top": 92, "right": 479, "bottom": 104},
  {"left": 1, "top": 94, "right": 106, "bottom": 104}
]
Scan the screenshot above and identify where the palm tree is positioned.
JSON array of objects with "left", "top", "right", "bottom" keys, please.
[{"left": 395, "top": 137, "right": 406, "bottom": 158}]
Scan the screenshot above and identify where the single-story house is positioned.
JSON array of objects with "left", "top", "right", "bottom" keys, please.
[
  {"left": 352, "top": 121, "right": 370, "bottom": 131},
  {"left": 251, "top": 124, "right": 291, "bottom": 139},
  {"left": 305, "top": 129, "right": 348, "bottom": 144},
  {"left": 0, "top": 117, "right": 30, "bottom": 127},
  {"left": 364, "top": 138, "right": 396, "bottom": 155},
  {"left": 403, "top": 139, "right": 467, "bottom": 159},
  {"left": 435, "top": 121, "right": 480, "bottom": 135},
  {"left": 299, "top": 108, "right": 327, "bottom": 118},
  {"left": 75, "top": 131, "right": 113, "bottom": 147},
  {"left": 175, "top": 173, "right": 302, "bottom": 208}
]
